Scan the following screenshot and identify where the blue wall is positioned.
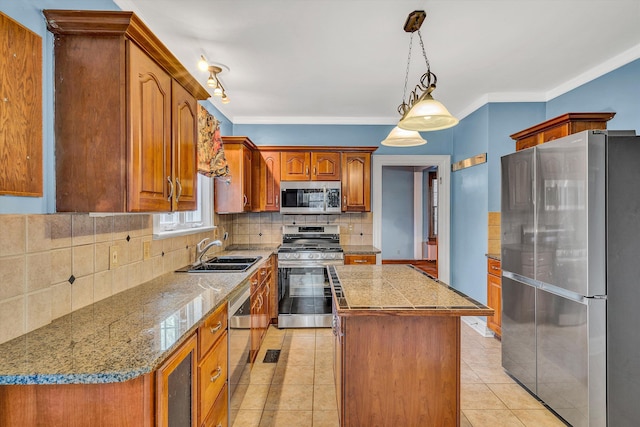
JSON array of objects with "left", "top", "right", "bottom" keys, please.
[{"left": 381, "top": 167, "right": 415, "bottom": 259}]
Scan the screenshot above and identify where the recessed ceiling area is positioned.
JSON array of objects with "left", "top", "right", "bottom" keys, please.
[{"left": 115, "top": 0, "right": 640, "bottom": 124}]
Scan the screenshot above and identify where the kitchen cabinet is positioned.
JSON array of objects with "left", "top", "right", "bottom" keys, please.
[
  {"left": 510, "top": 112, "right": 615, "bottom": 151},
  {"left": 198, "top": 303, "right": 229, "bottom": 426},
  {"left": 344, "top": 254, "right": 376, "bottom": 265},
  {"left": 156, "top": 334, "right": 198, "bottom": 427},
  {"left": 249, "top": 257, "right": 274, "bottom": 363},
  {"left": 44, "top": 10, "right": 209, "bottom": 213},
  {"left": 258, "top": 151, "right": 281, "bottom": 211},
  {"left": 215, "top": 136, "right": 257, "bottom": 213},
  {"left": 341, "top": 152, "right": 371, "bottom": 212},
  {"left": 0, "top": 12, "right": 42, "bottom": 197},
  {"left": 486, "top": 257, "right": 502, "bottom": 337},
  {"left": 281, "top": 151, "right": 341, "bottom": 181}
]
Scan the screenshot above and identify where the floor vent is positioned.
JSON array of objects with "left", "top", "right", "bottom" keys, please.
[{"left": 263, "top": 349, "right": 281, "bottom": 363}]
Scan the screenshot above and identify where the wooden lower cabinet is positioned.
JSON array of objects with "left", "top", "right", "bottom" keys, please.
[
  {"left": 486, "top": 258, "right": 502, "bottom": 337},
  {"left": 202, "top": 384, "right": 228, "bottom": 427},
  {"left": 334, "top": 314, "right": 460, "bottom": 426},
  {"left": 250, "top": 259, "right": 274, "bottom": 362},
  {"left": 344, "top": 254, "right": 376, "bottom": 265}
]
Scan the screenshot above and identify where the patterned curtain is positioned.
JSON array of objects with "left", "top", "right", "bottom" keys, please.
[{"left": 197, "top": 104, "right": 229, "bottom": 177}]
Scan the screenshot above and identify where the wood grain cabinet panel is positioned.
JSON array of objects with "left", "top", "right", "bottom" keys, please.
[
  {"left": 259, "top": 151, "right": 281, "bottom": 211},
  {"left": 281, "top": 152, "right": 311, "bottom": 181},
  {"left": 341, "top": 152, "right": 371, "bottom": 212},
  {"left": 0, "top": 13, "right": 42, "bottom": 197},
  {"left": 44, "top": 10, "right": 208, "bottom": 212},
  {"left": 487, "top": 258, "right": 502, "bottom": 337},
  {"left": 344, "top": 254, "right": 376, "bottom": 265},
  {"left": 215, "top": 136, "right": 256, "bottom": 213},
  {"left": 311, "top": 152, "right": 341, "bottom": 180}
]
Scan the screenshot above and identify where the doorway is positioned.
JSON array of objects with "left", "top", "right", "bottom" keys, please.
[{"left": 372, "top": 155, "right": 451, "bottom": 284}]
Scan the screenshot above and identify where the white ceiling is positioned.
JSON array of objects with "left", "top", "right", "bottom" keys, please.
[{"left": 115, "top": 0, "right": 640, "bottom": 125}]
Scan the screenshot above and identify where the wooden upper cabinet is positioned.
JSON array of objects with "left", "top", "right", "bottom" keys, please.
[
  {"left": 0, "top": 13, "right": 43, "bottom": 197},
  {"left": 281, "top": 152, "right": 311, "bottom": 181},
  {"left": 311, "top": 152, "right": 341, "bottom": 180},
  {"left": 259, "top": 151, "right": 281, "bottom": 211},
  {"left": 281, "top": 151, "right": 341, "bottom": 181},
  {"left": 510, "top": 112, "right": 615, "bottom": 151},
  {"left": 342, "top": 152, "right": 371, "bottom": 212},
  {"left": 215, "top": 137, "right": 256, "bottom": 213},
  {"left": 44, "top": 10, "right": 208, "bottom": 212}
]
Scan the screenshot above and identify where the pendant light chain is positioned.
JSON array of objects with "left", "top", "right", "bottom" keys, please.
[
  {"left": 417, "top": 30, "right": 431, "bottom": 74},
  {"left": 402, "top": 32, "right": 415, "bottom": 104}
]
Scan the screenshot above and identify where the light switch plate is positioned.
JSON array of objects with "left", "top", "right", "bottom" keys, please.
[
  {"left": 143, "top": 241, "right": 151, "bottom": 260},
  {"left": 109, "top": 245, "right": 119, "bottom": 269}
]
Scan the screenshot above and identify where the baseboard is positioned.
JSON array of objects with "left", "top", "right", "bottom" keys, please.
[{"left": 462, "top": 316, "right": 495, "bottom": 338}]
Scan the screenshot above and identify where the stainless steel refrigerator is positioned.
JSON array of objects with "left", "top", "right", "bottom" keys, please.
[{"left": 501, "top": 129, "right": 640, "bottom": 427}]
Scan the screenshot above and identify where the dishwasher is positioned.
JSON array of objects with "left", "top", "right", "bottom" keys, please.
[{"left": 227, "top": 281, "right": 251, "bottom": 425}]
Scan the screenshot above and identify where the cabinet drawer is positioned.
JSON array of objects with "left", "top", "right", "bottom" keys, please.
[
  {"left": 487, "top": 258, "right": 501, "bottom": 276},
  {"left": 344, "top": 254, "right": 376, "bottom": 265},
  {"left": 202, "top": 384, "right": 228, "bottom": 427},
  {"left": 199, "top": 331, "right": 228, "bottom": 423},
  {"left": 199, "top": 303, "right": 228, "bottom": 360}
]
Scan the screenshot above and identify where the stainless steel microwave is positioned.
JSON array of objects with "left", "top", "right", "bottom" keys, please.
[{"left": 280, "top": 181, "right": 341, "bottom": 214}]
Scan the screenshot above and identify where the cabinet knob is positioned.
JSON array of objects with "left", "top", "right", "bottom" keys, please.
[
  {"left": 210, "top": 366, "right": 222, "bottom": 382},
  {"left": 275, "top": 195, "right": 279, "bottom": 207},
  {"left": 209, "top": 321, "right": 222, "bottom": 334}
]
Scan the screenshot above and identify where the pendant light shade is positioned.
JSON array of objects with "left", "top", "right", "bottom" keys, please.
[
  {"left": 381, "top": 126, "right": 427, "bottom": 147},
  {"left": 398, "top": 93, "right": 459, "bottom": 132}
]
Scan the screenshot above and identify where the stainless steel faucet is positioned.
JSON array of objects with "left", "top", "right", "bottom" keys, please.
[{"left": 196, "top": 238, "right": 223, "bottom": 263}]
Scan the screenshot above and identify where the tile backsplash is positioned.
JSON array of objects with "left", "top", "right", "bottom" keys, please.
[
  {"left": 0, "top": 213, "right": 233, "bottom": 345},
  {"left": 231, "top": 212, "right": 373, "bottom": 246}
]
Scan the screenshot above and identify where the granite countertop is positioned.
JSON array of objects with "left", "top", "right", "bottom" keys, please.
[
  {"left": 486, "top": 253, "right": 501, "bottom": 261},
  {"left": 0, "top": 249, "right": 275, "bottom": 386},
  {"left": 330, "top": 264, "right": 493, "bottom": 317},
  {"left": 341, "top": 245, "right": 381, "bottom": 254}
]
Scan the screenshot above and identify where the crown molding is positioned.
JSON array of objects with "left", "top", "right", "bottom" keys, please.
[{"left": 230, "top": 116, "right": 398, "bottom": 125}]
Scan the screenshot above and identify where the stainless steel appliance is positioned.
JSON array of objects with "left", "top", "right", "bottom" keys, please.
[
  {"left": 227, "top": 282, "right": 251, "bottom": 426},
  {"left": 501, "top": 130, "right": 640, "bottom": 427},
  {"left": 277, "top": 224, "right": 344, "bottom": 328},
  {"left": 280, "top": 181, "right": 341, "bottom": 214}
]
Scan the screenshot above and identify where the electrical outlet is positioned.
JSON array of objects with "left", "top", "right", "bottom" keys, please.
[
  {"left": 348, "top": 224, "right": 354, "bottom": 232},
  {"left": 109, "top": 245, "right": 120, "bottom": 269},
  {"left": 143, "top": 241, "right": 151, "bottom": 260}
]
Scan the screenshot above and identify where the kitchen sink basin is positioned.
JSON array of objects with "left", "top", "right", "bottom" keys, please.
[{"left": 175, "top": 256, "right": 262, "bottom": 273}]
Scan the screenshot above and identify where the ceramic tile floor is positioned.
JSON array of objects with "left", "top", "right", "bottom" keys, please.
[{"left": 230, "top": 323, "right": 568, "bottom": 427}]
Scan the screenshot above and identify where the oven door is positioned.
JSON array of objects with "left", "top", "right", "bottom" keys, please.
[{"left": 277, "top": 264, "right": 333, "bottom": 328}]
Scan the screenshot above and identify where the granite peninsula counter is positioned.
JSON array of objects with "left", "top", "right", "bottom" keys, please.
[
  {"left": 329, "top": 264, "right": 492, "bottom": 427},
  {"left": 0, "top": 248, "right": 276, "bottom": 386}
]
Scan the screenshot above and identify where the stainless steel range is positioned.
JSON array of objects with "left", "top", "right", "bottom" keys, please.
[{"left": 277, "top": 224, "right": 343, "bottom": 328}]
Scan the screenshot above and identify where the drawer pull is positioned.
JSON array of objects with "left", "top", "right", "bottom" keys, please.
[
  {"left": 210, "top": 321, "right": 222, "bottom": 334},
  {"left": 252, "top": 279, "right": 258, "bottom": 286},
  {"left": 261, "top": 270, "right": 267, "bottom": 276},
  {"left": 210, "top": 366, "right": 222, "bottom": 382},
  {"left": 354, "top": 259, "right": 367, "bottom": 263},
  {"left": 491, "top": 266, "right": 500, "bottom": 270}
]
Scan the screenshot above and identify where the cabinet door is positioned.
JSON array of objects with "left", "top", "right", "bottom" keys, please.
[
  {"left": 242, "top": 146, "right": 253, "bottom": 211},
  {"left": 172, "top": 82, "right": 198, "bottom": 211},
  {"left": 332, "top": 308, "right": 344, "bottom": 424},
  {"left": 250, "top": 290, "right": 261, "bottom": 363},
  {"left": 487, "top": 273, "right": 502, "bottom": 336},
  {"left": 156, "top": 334, "right": 197, "bottom": 427},
  {"left": 128, "top": 42, "right": 172, "bottom": 212},
  {"left": 341, "top": 152, "right": 371, "bottom": 212},
  {"left": 281, "top": 152, "right": 310, "bottom": 181},
  {"left": 260, "top": 151, "right": 281, "bottom": 211},
  {"left": 311, "top": 152, "right": 341, "bottom": 181}
]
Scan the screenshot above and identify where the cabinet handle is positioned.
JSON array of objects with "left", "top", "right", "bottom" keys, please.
[
  {"left": 252, "top": 279, "right": 258, "bottom": 286},
  {"left": 243, "top": 194, "right": 248, "bottom": 206},
  {"left": 354, "top": 259, "right": 367, "bottom": 263},
  {"left": 306, "top": 166, "right": 309, "bottom": 176},
  {"left": 167, "top": 176, "right": 174, "bottom": 201},
  {"left": 175, "top": 178, "right": 182, "bottom": 201},
  {"left": 343, "top": 196, "right": 347, "bottom": 205},
  {"left": 257, "top": 294, "right": 263, "bottom": 309},
  {"left": 313, "top": 167, "right": 317, "bottom": 176},
  {"left": 275, "top": 195, "right": 279, "bottom": 207},
  {"left": 209, "top": 321, "right": 222, "bottom": 334},
  {"left": 490, "top": 266, "right": 500, "bottom": 271},
  {"left": 210, "top": 366, "right": 222, "bottom": 382},
  {"left": 261, "top": 269, "right": 267, "bottom": 276}
]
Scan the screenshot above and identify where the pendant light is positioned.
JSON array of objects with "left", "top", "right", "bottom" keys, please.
[
  {"left": 395, "top": 11, "right": 458, "bottom": 134},
  {"left": 381, "top": 126, "right": 426, "bottom": 147},
  {"left": 199, "top": 55, "right": 231, "bottom": 104}
]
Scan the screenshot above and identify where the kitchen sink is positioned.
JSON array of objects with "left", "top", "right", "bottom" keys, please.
[{"left": 175, "top": 256, "right": 262, "bottom": 273}]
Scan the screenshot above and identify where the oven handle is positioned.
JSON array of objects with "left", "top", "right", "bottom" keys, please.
[{"left": 278, "top": 260, "right": 344, "bottom": 268}]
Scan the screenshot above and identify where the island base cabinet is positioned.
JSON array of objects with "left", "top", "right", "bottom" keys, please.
[
  {"left": 336, "top": 315, "right": 461, "bottom": 426},
  {"left": 0, "top": 375, "right": 155, "bottom": 426}
]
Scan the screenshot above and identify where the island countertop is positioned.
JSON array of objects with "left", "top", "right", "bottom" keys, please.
[
  {"left": 0, "top": 249, "right": 275, "bottom": 386},
  {"left": 330, "top": 264, "right": 493, "bottom": 317}
]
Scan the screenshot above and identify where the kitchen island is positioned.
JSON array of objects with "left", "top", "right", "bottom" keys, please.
[{"left": 330, "top": 264, "right": 493, "bottom": 427}]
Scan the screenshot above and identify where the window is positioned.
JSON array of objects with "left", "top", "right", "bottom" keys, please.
[{"left": 152, "top": 174, "right": 215, "bottom": 239}]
